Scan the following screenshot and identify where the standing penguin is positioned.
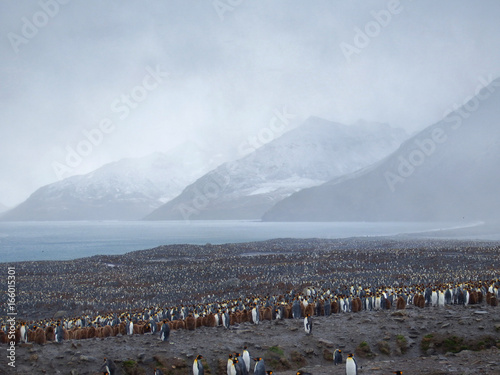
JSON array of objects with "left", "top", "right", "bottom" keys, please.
[
  {"left": 154, "top": 369, "right": 165, "bottom": 375},
  {"left": 55, "top": 321, "right": 64, "bottom": 343},
  {"left": 253, "top": 357, "right": 266, "bottom": 375},
  {"left": 304, "top": 314, "right": 312, "bottom": 335},
  {"left": 127, "top": 317, "right": 134, "bottom": 335},
  {"left": 160, "top": 320, "right": 170, "bottom": 342},
  {"left": 193, "top": 355, "right": 204, "bottom": 375},
  {"left": 333, "top": 349, "right": 342, "bottom": 365},
  {"left": 242, "top": 346, "right": 251, "bottom": 373},
  {"left": 222, "top": 310, "right": 230, "bottom": 329},
  {"left": 227, "top": 354, "right": 234, "bottom": 375},
  {"left": 20, "top": 322, "right": 28, "bottom": 343},
  {"left": 100, "top": 358, "right": 117, "bottom": 375},
  {"left": 251, "top": 305, "right": 260, "bottom": 325},
  {"left": 345, "top": 353, "right": 357, "bottom": 375},
  {"left": 233, "top": 357, "right": 243, "bottom": 375}
]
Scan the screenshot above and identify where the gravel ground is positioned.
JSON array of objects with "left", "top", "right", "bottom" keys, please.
[{"left": 5, "top": 304, "right": 500, "bottom": 375}]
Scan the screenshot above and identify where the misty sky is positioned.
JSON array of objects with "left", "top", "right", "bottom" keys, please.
[{"left": 1, "top": 0, "right": 500, "bottom": 207}]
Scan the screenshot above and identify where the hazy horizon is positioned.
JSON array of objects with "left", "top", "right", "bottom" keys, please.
[{"left": 1, "top": 0, "right": 500, "bottom": 207}]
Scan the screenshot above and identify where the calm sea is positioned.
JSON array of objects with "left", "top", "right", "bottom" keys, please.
[{"left": 0, "top": 220, "right": 489, "bottom": 263}]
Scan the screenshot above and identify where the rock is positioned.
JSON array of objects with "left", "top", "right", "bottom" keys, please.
[
  {"left": 474, "top": 310, "right": 488, "bottom": 315},
  {"left": 441, "top": 323, "right": 450, "bottom": 328},
  {"left": 79, "top": 355, "right": 96, "bottom": 362},
  {"left": 317, "top": 338, "right": 334, "bottom": 348},
  {"left": 391, "top": 311, "right": 406, "bottom": 317},
  {"left": 323, "top": 349, "right": 333, "bottom": 361}
]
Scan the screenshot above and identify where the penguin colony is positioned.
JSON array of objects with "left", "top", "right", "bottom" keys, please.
[
  {"left": 3, "top": 238, "right": 499, "bottom": 322},
  {"left": 1, "top": 277, "right": 498, "bottom": 346}
]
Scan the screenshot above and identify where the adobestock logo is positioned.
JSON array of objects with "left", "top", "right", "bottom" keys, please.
[
  {"left": 51, "top": 65, "right": 169, "bottom": 180},
  {"left": 384, "top": 75, "right": 500, "bottom": 193},
  {"left": 8, "top": 0, "right": 71, "bottom": 54},
  {"left": 212, "top": 0, "right": 244, "bottom": 21},
  {"left": 175, "top": 106, "right": 296, "bottom": 221},
  {"left": 340, "top": 0, "right": 408, "bottom": 63}
]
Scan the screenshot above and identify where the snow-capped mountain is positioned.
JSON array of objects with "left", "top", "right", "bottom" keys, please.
[
  {"left": 2, "top": 142, "right": 222, "bottom": 220},
  {"left": 145, "top": 117, "right": 408, "bottom": 220},
  {"left": 263, "top": 77, "right": 500, "bottom": 222}
]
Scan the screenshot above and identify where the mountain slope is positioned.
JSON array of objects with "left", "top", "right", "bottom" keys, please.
[
  {"left": 1, "top": 143, "right": 221, "bottom": 221},
  {"left": 263, "top": 77, "right": 500, "bottom": 222},
  {"left": 145, "top": 118, "right": 408, "bottom": 220}
]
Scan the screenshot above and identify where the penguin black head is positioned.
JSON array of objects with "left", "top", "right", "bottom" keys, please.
[{"left": 394, "top": 372, "right": 403, "bottom": 375}]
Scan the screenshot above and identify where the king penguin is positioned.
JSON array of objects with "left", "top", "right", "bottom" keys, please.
[
  {"left": 55, "top": 321, "right": 64, "bottom": 343},
  {"left": 304, "top": 314, "right": 312, "bottom": 335},
  {"left": 242, "top": 346, "right": 251, "bottom": 373},
  {"left": 101, "top": 358, "right": 117, "bottom": 375},
  {"left": 253, "top": 357, "right": 266, "bottom": 375},
  {"left": 222, "top": 310, "right": 230, "bottom": 329},
  {"left": 160, "top": 320, "right": 170, "bottom": 342},
  {"left": 20, "top": 322, "right": 28, "bottom": 343},
  {"left": 333, "top": 349, "right": 342, "bottom": 365},
  {"left": 345, "top": 353, "right": 357, "bottom": 375},
  {"left": 193, "top": 354, "right": 204, "bottom": 375},
  {"left": 227, "top": 354, "right": 235, "bottom": 375},
  {"left": 233, "top": 357, "right": 243, "bottom": 375}
]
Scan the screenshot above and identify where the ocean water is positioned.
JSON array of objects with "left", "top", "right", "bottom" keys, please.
[{"left": 0, "top": 220, "right": 488, "bottom": 263}]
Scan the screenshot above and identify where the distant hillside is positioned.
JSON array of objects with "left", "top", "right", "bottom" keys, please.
[
  {"left": 145, "top": 117, "right": 408, "bottom": 220},
  {"left": 263, "top": 78, "right": 500, "bottom": 222},
  {"left": 1, "top": 143, "right": 222, "bottom": 221}
]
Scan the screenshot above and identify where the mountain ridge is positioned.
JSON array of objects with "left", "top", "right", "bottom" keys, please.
[
  {"left": 145, "top": 117, "right": 408, "bottom": 220},
  {"left": 263, "top": 77, "right": 500, "bottom": 222}
]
